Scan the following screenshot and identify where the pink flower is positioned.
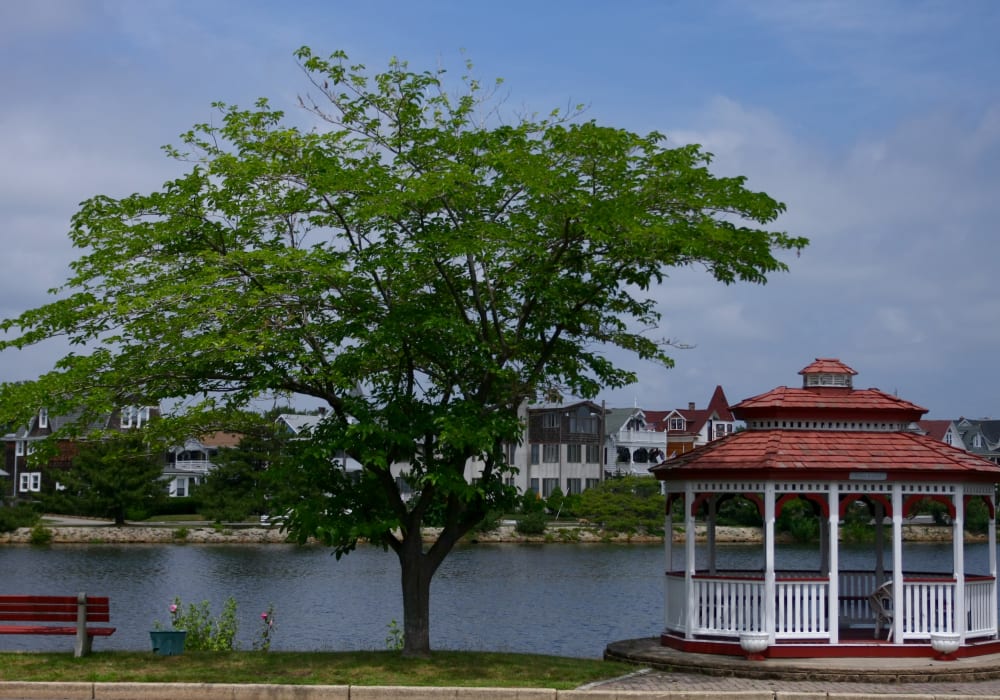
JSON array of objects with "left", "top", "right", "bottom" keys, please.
[
  {"left": 169, "top": 604, "right": 178, "bottom": 613},
  {"left": 261, "top": 612, "right": 269, "bottom": 620}
]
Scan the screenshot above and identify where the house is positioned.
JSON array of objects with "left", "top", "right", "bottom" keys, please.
[
  {"left": 164, "top": 431, "right": 242, "bottom": 497},
  {"left": 3, "top": 406, "right": 160, "bottom": 501},
  {"left": 603, "top": 386, "right": 736, "bottom": 476},
  {"left": 916, "top": 420, "right": 967, "bottom": 450},
  {"left": 956, "top": 418, "right": 1000, "bottom": 465},
  {"left": 603, "top": 407, "right": 667, "bottom": 476},
  {"left": 519, "top": 401, "right": 604, "bottom": 497}
]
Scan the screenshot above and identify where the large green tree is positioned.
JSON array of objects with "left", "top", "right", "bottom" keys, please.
[
  {"left": 0, "top": 47, "right": 806, "bottom": 655},
  {"left": 55, "top": 432, "right": 166, "bottom": 526}
]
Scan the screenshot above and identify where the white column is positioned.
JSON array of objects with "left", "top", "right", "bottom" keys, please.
[
  {"left": 664, "top": 494, "right": 673, "bottom": 634},
  {"left": 989, "top": 492, "right": 997, "bottom": 639},
  {"left": 685, "top": 483, "right": 697, "bottom": 639},
  {"left": 891, "top": 485, "right": 904, "bottom": 644},
  {"left": 764, "top": 482, "right": 776, "bottom": 642},
  {"left": 707, "top": 495, "right": 717, "bottom": 576},
  {"left": 828, "top": 483, "right": 840, "bottom": 645},
  {"left": 954, "top": 485, "right": 966, "bottom": 641}
]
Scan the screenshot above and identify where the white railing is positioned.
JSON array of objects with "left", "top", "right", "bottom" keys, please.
[
  {"left": 691, "top": 574, "right": 764, "bottom": 636},
  {"left": 775, "top": 578, "right": 829, "bottom": 638},
  {"left": 665, "top": 570, "right": 997, "bottom": 644},
  {"left": 168, "top": 460, "right": 213, "bottom": 474},
  {"left": 966, "top": 577, "right": 995, "bottom": 639}
]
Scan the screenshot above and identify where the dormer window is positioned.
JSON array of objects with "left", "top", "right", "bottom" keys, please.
[
  {"left": 38, "top": 408, "right": 48, "bottom": 430},
  {"left": 669, "top": 417, "right": 685, "bottom": 431}
]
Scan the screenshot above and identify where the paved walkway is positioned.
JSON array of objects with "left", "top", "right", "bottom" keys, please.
[
  {"left": 586, "top": 667, "right": 1000, "bottom": 696},
  {"left": 592, "top": 638, "right": 1000, "bottom": 697}
]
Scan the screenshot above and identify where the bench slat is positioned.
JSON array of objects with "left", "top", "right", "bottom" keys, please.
[
  {"left": 0, "top": 595, "right": 115, "bottom": 656},
  {"left": 0, "top": 626, "right": 115, "bottom": 636}
]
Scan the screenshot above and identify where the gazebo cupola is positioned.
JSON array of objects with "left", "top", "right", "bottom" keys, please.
[{"left": 651, "top": 358, "right": 1000, "bottom": 661}]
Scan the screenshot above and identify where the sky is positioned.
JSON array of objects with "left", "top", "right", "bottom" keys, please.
[{"left": 1, "top": 0, "right": 998, "bottom": 420}]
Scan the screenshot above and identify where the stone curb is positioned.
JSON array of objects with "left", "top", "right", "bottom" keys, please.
[{"left": 0, "top": 684, "right": 994, "bottom": 700}]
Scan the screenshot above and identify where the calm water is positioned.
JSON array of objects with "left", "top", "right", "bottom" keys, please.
[{"left": 0, "top": 541, "right": 991, "bottom": 657}]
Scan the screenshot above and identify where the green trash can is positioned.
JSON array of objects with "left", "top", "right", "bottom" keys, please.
[{"left": 150, "top": 630, "right": 187, "bottom": 656}]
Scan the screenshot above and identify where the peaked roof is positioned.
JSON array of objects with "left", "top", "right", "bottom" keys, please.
[
  {"left": 917, "top": 420, "right": 956, "bottom": 443},
  {"left": 650, "top": 430, "right": 1000, "bottom": 482},
  {"left": 732, "top": 385, "right": 926, "bottom": 416},
  {"left": 799, "top": 358, "right": 858, "bottom": 376}
]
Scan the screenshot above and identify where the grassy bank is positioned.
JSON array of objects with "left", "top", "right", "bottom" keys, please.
[{"left": 0, "top": 651, "right": 634, "bottom": 690}]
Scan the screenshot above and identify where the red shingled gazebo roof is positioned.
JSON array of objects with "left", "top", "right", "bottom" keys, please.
[
  {"left": 651, "top": 358, "right": 1000, "bottom": 483},
  {"left": 650, "top": 429, "right": 1000, "bottom": 482}
]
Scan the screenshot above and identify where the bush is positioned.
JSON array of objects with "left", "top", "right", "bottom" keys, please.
[
  {"left": 29, "top": 524, "right": 53, "bottom": 546},
  {"left": 776, "top": 498, "right": 819, "bottom": 543},
  {"left": 519, "top": 490, "right": 545, "bottom": 513},
  {"left": 515, "top": 511, "right": 548, "bottom": 535},
  {"left": 0, "top": 502, "right": 41, "bottom": 533},
  {"left": 576, "top": 476, "right": 664, "bottom": 535},
  {"left": 169, "top": 597, "right": 239, "bottom": 651},
  {"left": 153, "top": 497, "right": 200, "bottom": 517}
]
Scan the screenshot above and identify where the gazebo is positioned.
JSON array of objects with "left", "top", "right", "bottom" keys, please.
[{"left": 650, "top": 359, "right": 1000, "bottom": 660}]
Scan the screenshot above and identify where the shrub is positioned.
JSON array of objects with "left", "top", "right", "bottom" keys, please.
[
  {"left": 0, "top": 502, "right": 41, "bottom": 533},
  {"left": 169, "top": 596, "right": 239, "bottom": 651},
  {"left": 29, "top": 524, "right": 53, "bottom": 546},
  {"left": 576, "top": 476, "right": 664, "bottom": 535},
  {"left": 515, "top": 511, "right": 548, "bottom": 535}
]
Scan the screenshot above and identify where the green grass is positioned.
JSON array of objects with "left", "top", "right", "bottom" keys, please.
[{"left": 0, "top": 651, "right": 634, "bottom": 689}]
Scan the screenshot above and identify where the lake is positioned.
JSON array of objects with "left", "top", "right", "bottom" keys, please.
[{"left": 0, "top": 541, "right": 991, "bottom": 657}]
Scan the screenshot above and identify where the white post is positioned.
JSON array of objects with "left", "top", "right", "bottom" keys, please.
[
  {"left": 954, "top": 485, "right": 966, "bottom": 641},
  {"left": 891, "top": 485, "right": 904, "bottom": 644},
  {"left": 74, "top": 592, "right": 89, "bottom": 658},
  {"left": 664, "top": 494, "right": 673, "bottom": 634},
  {"left": 685, "top": 483, "right": 697, "bottom": 639},
  {"left": 989, "top": 492, "right": 997, "bottom": 639},
  {"left": 707, "top": 495, "right": 717, "bottom": 576},
  {"left": 764, "top": 483, "right": 776, "bottom": 642},
  {"left": 828, "top": 483, "right": 840, "bottom": 645}
]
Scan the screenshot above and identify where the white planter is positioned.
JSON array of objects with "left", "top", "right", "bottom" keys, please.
[
  {"left": 930, "top": 632, "right": 961, "bottom": 660},
  {"left": 739, "top": 631, "right": 770, "bottom": 660}
]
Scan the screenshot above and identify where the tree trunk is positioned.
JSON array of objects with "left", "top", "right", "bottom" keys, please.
[
  {"left": 396, "top": 523, "right": 463, "bottom": 657},
  {"left": 398, "top": 542, "right": 434, "bottom": 657}
]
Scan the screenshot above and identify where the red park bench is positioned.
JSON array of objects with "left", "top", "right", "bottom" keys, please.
[{"left": 0, "top": 593, "right": 115, "bottom": 657}]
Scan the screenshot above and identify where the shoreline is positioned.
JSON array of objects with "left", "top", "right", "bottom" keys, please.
[{"left": 0, "top": 521, "right": 981, "bottom": 545}]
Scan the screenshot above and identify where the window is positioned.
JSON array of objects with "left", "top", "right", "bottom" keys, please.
[
  {"left": 396, "top": 476, "right": 412, "bottom": 495},
  {"left": 542, "top": 413, "right": 559, "bottom": 429},
  {"left": 945, "top": 433, "right": 953, "bottom": 445},
  {"left": 569, "top": 413, "right": 597, "bottom": 434},
  {"left": 504, "top": 442, "right": 517, "bottom": 464},
  {"left": 15, "top": 441, "right": 24, "bottom": 457},
  {"left": 38, "top": 408, "right": 48, "bottom": 430},
  {"left": 542, "top": 444, "right": 559, "bottom": 463},
  {"left": 586, "top": 444, "right": 600, "bottom": 463},
  {"left": 175, "top": 478, "right": 187, "bottom": 498},
  {"left": 974, "top": 434, "right": 984, "bottom": 448},
  {"left": 529, "top": 478, "right": 539, "bottom": 494},
  {"left": 714, "top": 423, "right": 726, "bottom": 439},
  {"left": 585, "top": 478, "right": 600, "bottom": 490},
  {"left": 19, "top": 472, "right": 41, "bottom": 493},
  {"left": 530, "top": 444, "right": 540, "bottom": 465},
  {"left": 566, "top": 478, "right": 582, "bottom": 495},
  {"left": 542, "top": 478, "right": 559, "bottom": 497},
  {"left": 669, "top": 417, "right": 685, "bottom": 431},
  {"left": 566, "top": 444, "right": 582, "bottom": 463},
  {"left": 633, "top": 447, "right": 648, "bottom": 463}
]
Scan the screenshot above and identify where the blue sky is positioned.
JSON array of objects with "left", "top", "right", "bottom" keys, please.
[{"left": 1, "top": 0, "right": 998, "bottom": 420}]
